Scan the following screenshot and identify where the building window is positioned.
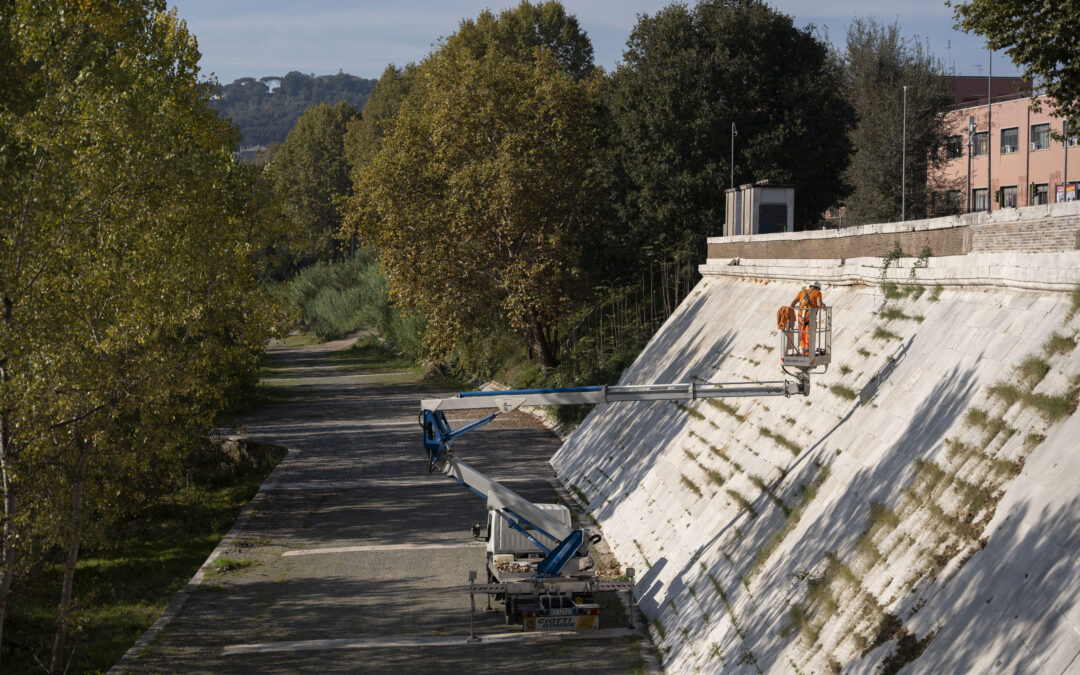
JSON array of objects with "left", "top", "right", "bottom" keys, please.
[
  {"left": 946, "top": 135, "right": 963, "bottom": 159},
  {"left": 1031, "top": 123, "right": 1050, "bottom": 150},
  {"left": 974, "top": 131, "right": 989, "bottom": 156},
  {"left": 1032, "top": 183, "right": 1049, "bottom": 205},
  {"left": 1062, "top": 181, "right": 1080, "bottom": 202},
  {"left": 973, "top": 187, "right": 989, "bottom": 211},
  {"left": 998, "top": 185, "right": 1017, "bottom": 208},
  {"left": 1000, "top": 127, "right": 1018, "bottom": 154}
]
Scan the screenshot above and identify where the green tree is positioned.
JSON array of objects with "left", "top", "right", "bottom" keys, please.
[
  {"left": 0, "top": 3, "right": 280, "bottom": 668},
  {"left": 344, "top": 64, "right": 418, "bottom": 172},
  {"left": 269, "top": 100, "right": 359, "bottom": 265},
  {"left": 841, "top": 19, "right": 953, "bottom": 222},
  {"left": 952, "top": 0, "right": 1080, "bottom": 134},
  {"left": 348, "top": 20, "right": 602, "bottom": 370},
  {"left": 448, "top": 0, "right": 595, "bottom": 79},
  {"left": 602, "top": 0, "right": 853, "bottom": 261}
]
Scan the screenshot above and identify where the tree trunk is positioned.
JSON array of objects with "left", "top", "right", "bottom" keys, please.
[
  {"left": 51, "top": 437, "right": 90, "bottom": 675},
  {"left": 526, "top": 317, "right": 558, "bottom": 371},
  {"left": 0, "top": 294, "right": 14, "bottom": 662}
]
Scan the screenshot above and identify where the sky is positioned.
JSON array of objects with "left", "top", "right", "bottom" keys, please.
[{"left": 167, "top": 0, "right": 1020, "bottom": 85}]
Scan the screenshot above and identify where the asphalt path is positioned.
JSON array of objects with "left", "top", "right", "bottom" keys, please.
[{"left": 117, "top": 335, "right": 654, "bottom": 673}]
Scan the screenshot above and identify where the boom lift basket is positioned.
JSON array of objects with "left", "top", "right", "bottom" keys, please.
[{"left": 780, "top": 306, "right": 831, "bottom": 373}]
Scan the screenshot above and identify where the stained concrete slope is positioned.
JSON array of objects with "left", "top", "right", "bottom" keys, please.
[{"left": 553, "top": 251, "right": 1080, "bottom": 673}]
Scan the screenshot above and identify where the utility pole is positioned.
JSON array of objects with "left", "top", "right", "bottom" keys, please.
[
  {"left": 902, "top": 85, "right": 910, "bottom": 221},
  {"left": 730, "top": 122, "right": 737, "bottom": 189}
]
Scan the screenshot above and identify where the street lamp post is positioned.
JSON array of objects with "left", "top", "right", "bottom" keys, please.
[{"left": 902, "top": 85, "right": 910, "bottom": 221}]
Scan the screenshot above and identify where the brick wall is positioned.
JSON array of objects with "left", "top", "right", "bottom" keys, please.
[{"left": 970, "top": 216, "right": 1080, "bottom": 253}]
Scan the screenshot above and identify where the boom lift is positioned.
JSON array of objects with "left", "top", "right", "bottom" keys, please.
[{"left": 419, "top": 308, "right": 831, "bottom": 630}]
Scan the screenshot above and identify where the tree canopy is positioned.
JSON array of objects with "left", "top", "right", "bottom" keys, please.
[
  {"left": 346, "top": 3, "right": 603, "bottom": 370},
  {"left": 0, "top": 2, "right": 281, "bottom": 668},
  {"left": 212, "top": 71, "right": 376, "bottom": 146},
  {"left": 269, "top": 100, "right": 359, "bottom": 265},
  {"left": 841, "top": 19, "right": 953, "bottom": 222},
  {"left": 602, "top": 0, "right": 853, "bottom": 260},
  {"left": 952, "top": 0, "right": 1080, "bottom": 133}
]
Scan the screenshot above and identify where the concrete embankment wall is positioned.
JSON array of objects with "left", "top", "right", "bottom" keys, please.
[{"left": 553, "top": 203, "right": 1080, "bottom": 673}]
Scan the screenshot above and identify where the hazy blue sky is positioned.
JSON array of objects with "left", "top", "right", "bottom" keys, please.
[{"left": 168, "top": 0, "right": 1019, "bottom": 85}]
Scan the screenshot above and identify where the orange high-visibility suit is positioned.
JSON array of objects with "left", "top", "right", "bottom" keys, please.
[{"left": 791, "top": 287, "right": 823, "bottom": 354}]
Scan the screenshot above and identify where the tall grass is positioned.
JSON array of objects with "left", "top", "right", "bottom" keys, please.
[{"left": 284, "top": 250, "right": 425, "bottom": 357}]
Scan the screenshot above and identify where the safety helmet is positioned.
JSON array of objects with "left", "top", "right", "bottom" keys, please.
[{"left": 809, "top": 280, "right": 821, "bottom": 289}]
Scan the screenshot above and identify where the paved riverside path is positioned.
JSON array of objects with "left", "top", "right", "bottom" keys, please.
[{"left": 121, "top": 335, "right": 651, "bottom": 674}]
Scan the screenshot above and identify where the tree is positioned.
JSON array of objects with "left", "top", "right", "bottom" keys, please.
[
  {"left": 448, "top": 0, "right": 595, "bottom": 79},
  {"left": 269, "top": 100, "right": 359, "bottom": 264},
  {"left": 212, "top": 70, "right": 376, "bottom": 146},
  {"left": 0, "top": 3, "right": 280, "bottom": 668},
  {"left": 347, "top": 6, "right": 603, "bottom": 371},
  {"left": 952, "top": 0, "right": 1080, "bottom": 134},
  {"left": 841, "top": 19, "right": 953, "bottom": 222},
  {"left": 602, "top": 0, "right": 853, "bottom": 261},
  {"left": 344, "top": 64, "right": 418, "bottom": 172}
]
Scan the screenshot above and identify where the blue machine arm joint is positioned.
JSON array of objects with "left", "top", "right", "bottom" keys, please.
[{"left": 420, "top": 409, "right": 500, "bottom": 472}]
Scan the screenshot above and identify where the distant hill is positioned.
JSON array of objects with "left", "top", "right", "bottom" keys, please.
[{"left": 213, "top": 71, "right": 377, "bottom": 148}]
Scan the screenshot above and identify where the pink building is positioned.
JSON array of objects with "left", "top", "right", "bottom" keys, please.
[{"left": 934, "top": 94, "right": 1079, "bottom": 214}]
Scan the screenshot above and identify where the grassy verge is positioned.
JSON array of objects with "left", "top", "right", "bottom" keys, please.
[
  {"left": 329, "top": 334, "right": 423, "bottom": 374},
  {"left": 4, "top": 447, "right": 283, "bottom": 673}
]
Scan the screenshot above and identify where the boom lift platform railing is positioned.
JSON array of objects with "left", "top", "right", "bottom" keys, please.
[{"left": 418, "top": 308, "right": 831, "bottom": 581}]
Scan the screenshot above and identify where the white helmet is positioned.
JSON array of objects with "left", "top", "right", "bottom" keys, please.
[{"left": 810, "top": 280, "right": 821, "bottom": 289}]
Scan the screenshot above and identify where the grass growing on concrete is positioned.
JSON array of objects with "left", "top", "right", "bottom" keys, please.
[
  {"left": 879, "top": 306, "right": 914, "bottom": 322},
  {"left": 707, "top": 469, "right": 727, "bottom": 487},
  {"left": 1023, "top": 433, "right": 1046, "bottom": 450},
  {"left": 857, "top": 348, "right": 872, "bottom": 357},
  {"left": 873, "top": 326, "right": 902, "bottom": 341},
  {"left": 1017, "top": 356, "right": 1051, "bottom": 387},
  {"left": 676, "top": 402, "right": 706, "bottom": 421},
  {"left": 1070, "top": 283, "right": 1080, "bottom": 319},
  {"left": 839, "top": 364, "right": 852, "bottom": 375},
  {"left": 207, "top": 556, "right": 258, "bottom": 575},
  {"left": 1043, "top": 332, "right": 1077, "bottom": 356},
  {"left": 750, "top": 464, "right": 830, "bottom": 577},
  {"left": 681, "top": 474, "right": 704, "bottom": 498},
  {"left": 749, "top": 476, "right": 789, "bottom": 515},
  {"left": 989, "top": 381, "right": 1080, "bottom": 421},
  {"left": 707, "top": 398, "right": 742, "bottom": 419},
  {"left": 829, "top": 384, "right": 858, "bottom": 401},
  {"left": 726, "top": 489, "right": 758, "bottom": 518},
  {"left": 759, "top": 427, "right": 801, "bottom": 455}
]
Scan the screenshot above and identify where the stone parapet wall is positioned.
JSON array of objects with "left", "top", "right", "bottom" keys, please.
[
  {"left": 699, "top": 251, "right": 1080, "bottom": 292},
  {"left": 706, "top": 201, "right": 1080, "bottom": 261}
]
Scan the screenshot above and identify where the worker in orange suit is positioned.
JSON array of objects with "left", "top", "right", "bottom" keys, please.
[{"left": 790, "top": 281, "right": 825, "bottom": 355}]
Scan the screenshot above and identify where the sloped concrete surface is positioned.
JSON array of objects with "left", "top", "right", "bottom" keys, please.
[{"left": 553, "top": 251, "right": 1080, "bottom": 673}]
